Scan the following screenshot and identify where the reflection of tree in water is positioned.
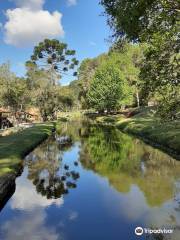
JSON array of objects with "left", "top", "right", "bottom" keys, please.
[
  {"left": 79, "top": 125, "right": 142, "bottom": 175},
  {"left": 56, "top": 122, "right": 180, "bottom": 208},
  {"left": 75, "top": 123, "right": 180, "bottom": 237},
  {"left": 27, "top": 121, "right": 180, "bottom": 232},
  {"left": 25, "top": 135, "right": 80, "bottom": 199},
  {"left": 78, "top": 125, "right": 180, "bottom": 207}
]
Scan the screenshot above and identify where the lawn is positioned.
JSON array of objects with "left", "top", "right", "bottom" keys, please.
[
  {"left": 95, "top": 108, "right": 180, "bottom": 159},
  {"left": 0, "top": 123, "right": 54, "bottom": 176}
]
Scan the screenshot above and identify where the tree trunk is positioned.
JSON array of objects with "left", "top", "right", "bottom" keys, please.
[{"left": 136, "top": 91, "right": 140, "bottom": 108}]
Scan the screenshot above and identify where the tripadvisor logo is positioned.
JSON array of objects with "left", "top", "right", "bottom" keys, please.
[
  {"left": 135, "top": 226, "right": 174, "bottom": 236},
  {"left": 135, "top": 227, "right": 144, "bottom": 236}
]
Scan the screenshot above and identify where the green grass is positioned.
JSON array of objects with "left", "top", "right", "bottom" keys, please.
[
  {"left": 58, "top": 111, "right": 83, "bottom": 121},
  {"left": 0, "top": 123, "right": 54, "bottom": 176},
  {"left": 95, "top": 109, "right": 180, "bottom": 159},
  {"left": 117, "top": 118, "right": 180, "bottom": 156}
]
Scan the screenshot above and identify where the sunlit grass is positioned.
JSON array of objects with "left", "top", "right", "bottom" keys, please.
[
  {"left": 0, "top": 123, "right": 54, "bottom": 176},
  {"left": 118, "top": 116, "right": 180, "bottom": 157},
  {"left": 58, "top": 111, "right": 83, "bottom": 121},
  {"left": 95, "top": 108, "right": 180, "bottom": 158}
]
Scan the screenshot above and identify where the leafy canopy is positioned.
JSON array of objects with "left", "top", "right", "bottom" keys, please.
[
  {"left": 27, "top": 39, "right": 79, "bottom": 85},
  {"left": 87, "top": 61, "right": 129, "bottom": 112}
]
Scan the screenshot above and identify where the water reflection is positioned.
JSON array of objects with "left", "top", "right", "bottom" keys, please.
[
  {"left": 25, "top": 135, "right": 80, "bottom": 199},
  {"left": 1, "top": 171, "right": 63, "bottom": 240},
  {"left": 79, "top": 124, "right": 180, "bottom": 207},
  {"left": 77, "top": 123, "right": 180, "bottom": 239},
  {"left": 57, "top": 122, "right": 180, "bottom": 238},
  {"left": 1, "top": 209, "right": 60, "bottom": 240},
  {"left": 0, "top": 121, "right": 180, "bottom": 240},
  {"left": 0, "top": 179, "right": 15, "bottom": 212},
  {"left": 11, "top": 170, "right": 64, "bottom": 210}
]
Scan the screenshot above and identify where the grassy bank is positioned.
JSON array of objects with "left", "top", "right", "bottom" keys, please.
[
  {"left": 0, "top": 123, "right": 54, "bottom": 176},
  {"left": 95, "top": 109, "right": 180, "bottom": 160},
  {"left": 58, "top": 111, "right": 83, "bottom": 122}
]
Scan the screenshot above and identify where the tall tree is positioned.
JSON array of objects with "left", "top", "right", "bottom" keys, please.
[
  {"left": 109, "top": 43, "right": 145, "bottom": 106},
  {"left": 100, "top": 0, "right": 179, "bottom": 41},
  {"left": 26, "top": 39, "right": 79, "bottom": 121},
  {"left": 78, "top": 54, "right": 108, "bottom": 108},
  {"left": 0, "top": 63, "right": 16, "bottom": 107},
  {"left": 27, "top": 39, "right": 79, "bottom": 85},
  {"left": 2, "top": 77, "right": 29, "bottom": 114},
  {"left": 101, "top": 0, "right": 180, "bottom": 119},
  {"left": 0, "top": 63, "right": 29, "bottom": 114},
  {"left": 87, "top": 61, "right": 130, "bottom": 112}
]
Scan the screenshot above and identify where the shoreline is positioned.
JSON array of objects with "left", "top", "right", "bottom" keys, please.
[
  {"left": 95, "top": 115, "right": 180, "bottom": 160},
  {"left": 0, "top": 123, "right": 54, "bottom": 177},
  {"left": 117, "top": 124, "right": 180, "bottom": 161}
]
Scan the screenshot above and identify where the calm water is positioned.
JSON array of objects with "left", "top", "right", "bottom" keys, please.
[{"left": 0, "top": 121, "right": 180, "bottom": 240}]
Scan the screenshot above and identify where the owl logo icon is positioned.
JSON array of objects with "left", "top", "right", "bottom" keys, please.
[{"left": 135, "top": 227, "right": 144, "bottom": 236}]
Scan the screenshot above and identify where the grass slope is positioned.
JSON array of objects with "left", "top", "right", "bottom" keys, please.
[
  {"left": 95, "top": 108, "right": 180, "bottom": 159},
  {"left": 0, "top": 123, "right": 54, "bottom": 176}
]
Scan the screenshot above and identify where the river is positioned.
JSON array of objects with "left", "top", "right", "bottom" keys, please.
[{"left": 0, "top": 120, "right": 180, "bottom": 240}]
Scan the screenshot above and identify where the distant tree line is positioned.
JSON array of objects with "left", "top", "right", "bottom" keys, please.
[
  {"left": 0, "top": 39, "right": 80, "bottom": 122},
  {"left": 0, "top": 0, "right": 179, "bottom": 122}
]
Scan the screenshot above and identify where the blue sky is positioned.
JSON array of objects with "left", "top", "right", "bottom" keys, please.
[{"left": 0, "top": 0, "right": 111, "bottom": 85}]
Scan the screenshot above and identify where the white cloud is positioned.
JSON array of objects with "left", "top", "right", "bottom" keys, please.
[
  {"left": 4, "top": 0, "right": 64, "bottom": 47},
  {"left": 67, "top": 0, "right": 77, "bottom": 6},
  {"left": 68, "top": 211, "right": 78, "bottom": 221},
  {"left": 1, "top": 175, "right": 64, "bottom": 240},
  {"left": 11, "top": 179, "right": 63, "bottom": 210},
  {"left": 4, "top": 8, "right": 64, "bottom": 47},
  {"left": 1, "top": 209, "right": 60, "bottom": 240},
  {"left": 12, "top": 0, "right": 45, "bottom": 10}
]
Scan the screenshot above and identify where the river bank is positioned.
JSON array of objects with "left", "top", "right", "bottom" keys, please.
[
  {"left": 0, "top": 123, "right": 54, "bottom": 176},
  {"left": 95, "top": 112, "right": 180, "bottom": 160}
]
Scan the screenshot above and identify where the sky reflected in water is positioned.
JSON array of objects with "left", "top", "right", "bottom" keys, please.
[{"left": 0, "top": 121, "right": 180, "bottom": 240}]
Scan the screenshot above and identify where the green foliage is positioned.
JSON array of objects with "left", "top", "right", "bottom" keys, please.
[
  {"left": 25, "top": 39, "right": 79, "bottom": 121},
  {"left": 94, "top": 107, "right": 180, "bottom": 157},
  {"left": 25, "top": 64, "right": 58, "bottom": 121},
  {"left": 108, "top": 44, "right": 145, "bottom": 106},
  {"left": 78, "top": 43, "right": 144, "bottom": 111},
  {"left": 27, "top": 39, "right": 79, "bottom": 85},
  {"left": 155, "top": 86, "right": 180, "bottom": 120},
  {"left": 58, "top": 86, "right": 74, "bottom": 111},
  {"left": 68, "top": 80, "right": 82, "bottom": 109},
  {"left": 78, "top": 54, "right": 108, "bottom": 108},
  {"left": 100, "top": 0, "right": 179, "bottom": 119},
  {"left": 140, "top": 29, "right": 180, "bottom": 115},
  {"left": 100, "top": 0, "right": 179, "bottom": 41},
  {"left": 0, "top": 63, "right": 13, "bottom": 103},
  {"left": 0, "top": 63, "right": 30, "bottom": 113},
  {"left": 25, "top": 65, "right": 78, "bottom": 120},
  {"left": 2, "top": 78, "right": 29, "bottom": 112},
  {"left": 36, "top": 85, "right": 60, "bottom": 121},
  {"left": 87, "top": 62, "right": 125, "bottom": 112}
]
